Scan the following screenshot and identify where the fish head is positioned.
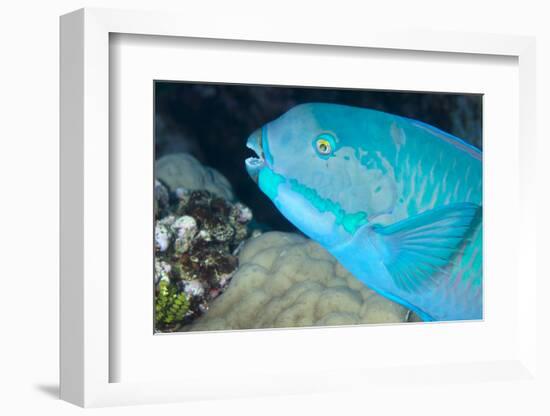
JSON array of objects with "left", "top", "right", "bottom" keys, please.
[{"left": 245, "top": 103, "right": 398, "bottom": 248}]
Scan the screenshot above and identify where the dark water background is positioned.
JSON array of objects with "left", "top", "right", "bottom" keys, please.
[{"left": 155, "top": 82, "right": 482, "bottom": 232}]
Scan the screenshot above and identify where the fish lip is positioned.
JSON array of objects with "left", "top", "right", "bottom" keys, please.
[
  {"left": 246, "top": 128, "right": 264, "bottom": 160},
  {"left": 245, "top": 129, "right": 265, "bottom": 182}
]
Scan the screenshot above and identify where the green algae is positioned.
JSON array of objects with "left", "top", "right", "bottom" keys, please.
[{"left": 155, "top": 280, "right": 190, "bottom": 328}]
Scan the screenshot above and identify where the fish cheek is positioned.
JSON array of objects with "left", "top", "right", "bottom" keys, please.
[{"left": 276, "top": 184, "right": 340, "bottom": 244}]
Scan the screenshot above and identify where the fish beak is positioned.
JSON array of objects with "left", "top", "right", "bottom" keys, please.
[{"left": 245, "top": 128, "right": 265, "bottom": 183}]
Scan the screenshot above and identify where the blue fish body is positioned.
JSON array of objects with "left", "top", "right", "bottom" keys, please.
[{"left": 245, "top": 103, "right": 482, "bottom": 321}]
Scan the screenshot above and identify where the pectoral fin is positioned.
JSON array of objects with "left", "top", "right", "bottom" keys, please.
[{"left": 371, "top": 203, "right": 481, "bottom": 293}]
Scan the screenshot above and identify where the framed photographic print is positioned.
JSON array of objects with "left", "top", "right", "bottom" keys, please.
[
  {"left": 152, "top": 81, "right": 483, "bottom": 333},
  {"left": 60, "top": 7, "right": 539, "bottom": 408}
]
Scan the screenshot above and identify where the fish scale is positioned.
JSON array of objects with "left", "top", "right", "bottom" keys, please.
[{"left": 394, "top": 133, "right": 482, "bottom": 296}]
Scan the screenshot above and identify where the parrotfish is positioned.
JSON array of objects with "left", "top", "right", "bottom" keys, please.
[{"left": 245, "top": 103, "right": 482, "bottom": 322}]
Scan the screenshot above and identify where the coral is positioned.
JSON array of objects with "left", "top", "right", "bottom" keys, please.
[
  {"left": 187, "top": 232, "right": 414, "bottom": 331},
  {"left": 154, "top": 179, "right": 170, "bottom": 217},
  {"left": 154, "top": 258, "right": 172, "bottom": 285},
  {"left": 154, "top": 215, "right": 175, "bottom": 252},
  {"left": 172, "top": 215, "right": 198, "bottom": 254},
  {"left": 155, "top": 153, "right": 234, "bottom": 201},
  {"left": 154, "top": 185, "right": 255, "bottom": 332}
]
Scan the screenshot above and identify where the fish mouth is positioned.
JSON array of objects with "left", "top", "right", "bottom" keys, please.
[{"left": 245, "top": 128, "right": 265, "bottom": 183}]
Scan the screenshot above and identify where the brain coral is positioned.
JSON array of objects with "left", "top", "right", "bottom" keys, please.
[
  {"left": 155, "top": 153, "right": 234, "bottom": 201},
  {"left": 187, "top": 231, "right": 413, "bottom": 331}
]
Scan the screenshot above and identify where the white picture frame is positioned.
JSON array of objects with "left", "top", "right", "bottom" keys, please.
[{"left": 60, "top": 7, "right": 539, "bottom": 408}]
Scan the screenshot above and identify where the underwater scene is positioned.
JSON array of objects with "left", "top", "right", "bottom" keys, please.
[{"left": 154, "top": 82, "right": 482, "bottom": 333}]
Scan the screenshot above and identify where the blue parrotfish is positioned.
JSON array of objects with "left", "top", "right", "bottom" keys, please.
[{"left": 245, "top": 103, "right": 482, "bottom": 322}]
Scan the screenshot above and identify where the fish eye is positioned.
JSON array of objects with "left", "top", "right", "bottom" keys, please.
[
  {"left": 312, "top": 133, "right": 337, "bottom": 158},
  {"left": 315, "top": 138, "right": 332, "bottom": 155}
]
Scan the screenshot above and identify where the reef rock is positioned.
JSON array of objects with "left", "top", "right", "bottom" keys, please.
[
  {"left": 188, "top": 231, "right": 412, "bottom": 331},
  {"left": 155, "top": 153, "right": 234, "bottom": 201},
  {"left": 154, "top": 188, "right": 255, "bottom": 332}
]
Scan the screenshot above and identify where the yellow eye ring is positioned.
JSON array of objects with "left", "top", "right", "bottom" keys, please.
[{"left": 316, "top": 138, "right": 332, "bottom": 155}]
